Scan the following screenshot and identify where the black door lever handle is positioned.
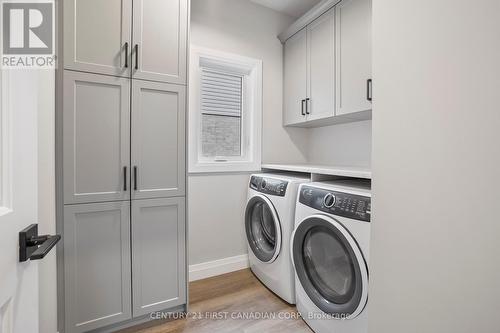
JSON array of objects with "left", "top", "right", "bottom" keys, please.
[
  {"left": 19, "top": 224, "right": 61, "bottom": 262},
  {"left": 29, "top": 235, "right": 61, "bottom": 260}
]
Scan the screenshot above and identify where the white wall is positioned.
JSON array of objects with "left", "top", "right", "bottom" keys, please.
[
  {"left": 307, "top": 121, "right": 372, "bottom": 167},
  {"left": 188, "top": 174, "right": 249, "bottom": 264},
  {"left": 369, "top": 1, "right": 500, "bottom": 332},
  {"left": 189, "top": 0, "right": 308, "bottom": 267},
  {"left": 38, "top": 70, "right": 57, "bottom": 333}
]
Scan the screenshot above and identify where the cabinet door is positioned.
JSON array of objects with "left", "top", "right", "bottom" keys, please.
[
  {"left": 64, "top": 202, "right": 131, "bottom": 333},
  {"left": 132, "top": 198, "right": 186, "bottom": 317},
  {"left": 335, "top": 0, "right": 372, "bottom": 116},
  {"left": 307, "top": 8, "right": 335, "bottom": 121},
  {"left": 63, "top": 71, "right": 130, "bottom": 204},
  {"left": 64, "top": 0, "right": 132, "bottom": 77},
  {"left": 132, "top": 0, "right": 188, "bottom": 84},
  {"left": 284, "top": 28, "right": 307, "bottom": 126},
  {"left": 131, "top": 81, "right": 185, "bottom": 200}
]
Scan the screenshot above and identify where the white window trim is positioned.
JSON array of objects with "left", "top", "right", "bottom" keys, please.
[{"left": 189, "top": 46, "right": 262, "bottom": 173}]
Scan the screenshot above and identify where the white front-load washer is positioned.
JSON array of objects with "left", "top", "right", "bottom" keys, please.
[
  {"left": 292, "top": 180, "right": 371, "bottom": 333},
  {"left": 245, "top": 173, "right": 310, "bottom": 304}
]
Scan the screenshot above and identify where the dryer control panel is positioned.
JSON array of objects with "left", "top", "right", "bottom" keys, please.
[
  {"left": 250, "top": 176, "right": 288, "bottom": 197},
  {"left": 299, "top": 186, "right": 371, "bottom": 222}
]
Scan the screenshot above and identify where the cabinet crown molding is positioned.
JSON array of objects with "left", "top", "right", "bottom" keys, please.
[{"left": 278, "top": 0, "right": 342, "bottom": 43}]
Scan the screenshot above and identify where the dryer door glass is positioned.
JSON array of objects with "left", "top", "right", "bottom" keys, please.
[
  {"left": 245, "top": 196, "right": 281, "bottom": 263},
  {"left": 303, "top": 225, "right": 355, "bottom": 304},
  {"left": 292, "top": 216, "right": 368, "bottom": 318}
]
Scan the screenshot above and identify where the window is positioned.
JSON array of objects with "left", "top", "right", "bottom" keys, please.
[
  {"left": 189, "top": 46, "right": 262, "bottom": 173},
  {"left": 200, "top": 69, "right": 243, "bottom": 158}
]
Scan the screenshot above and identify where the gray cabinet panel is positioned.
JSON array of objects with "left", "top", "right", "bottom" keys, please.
[
  {"left": 132, "top": 198, "right": 186, "bottom": 317},
  {"left": 132, "top": 0, "right": 188, "bottom": 84},
  {"left": 64, "top": 0, "right": 132, "bottom": 77},
  {"left": 307, "top": 8, "right": 335, "bottom": 121},
  {"left": 335, "top": 0, "right": 372, "bottom": 116},
  {"left": 63, "top": 71, "right": 130, "bottom": 204},
  {"left": 64, "top": 201, "right": 132, "bottom": 333},
  {"left": 284, "top": 28, "right": 308, "bottom": 126},
  {"left": 131, "top": 81, "right": 185, "bottom": 200}
]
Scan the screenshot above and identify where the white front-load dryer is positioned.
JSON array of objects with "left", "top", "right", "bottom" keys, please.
[
  {"left": 245, "top": 173, "right": 310, "bottom": 304},
  {"left": 292, "top": 180, "right": 371, "bottom": 333}
]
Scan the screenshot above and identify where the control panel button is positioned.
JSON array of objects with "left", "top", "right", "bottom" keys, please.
[{"left": 323, "top": 193, "right": 336, "bottom": 208}]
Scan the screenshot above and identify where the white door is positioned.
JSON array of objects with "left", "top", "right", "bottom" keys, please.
[
  {"left": 283, "top": 28, "right": 307, "bottom": 126},
  {"left": 307, "top": 8, "right": 335, "bottom": 121},
  {"left": 132, "top": 0, "right": 188, "bottom": 84},
  {"left": 0, "top": 70, "right": 40, "bottom": 332}
]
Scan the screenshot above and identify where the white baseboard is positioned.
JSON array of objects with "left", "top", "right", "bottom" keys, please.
[{"left": 189, "top": 254, "right": 249, "bottom": 282}]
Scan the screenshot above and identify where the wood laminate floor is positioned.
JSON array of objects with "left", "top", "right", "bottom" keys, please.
[{"left": 119, "top": 269, "right": 312, "bottom": 333}]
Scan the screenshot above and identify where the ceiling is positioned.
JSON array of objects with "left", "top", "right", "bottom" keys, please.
[{"left": 250, "top": 0, "right": 322, "bottom": 18}]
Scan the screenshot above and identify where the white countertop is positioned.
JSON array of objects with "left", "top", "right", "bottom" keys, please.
[{"left": 261, "top": 163, "right": 372, "bottom": 179}]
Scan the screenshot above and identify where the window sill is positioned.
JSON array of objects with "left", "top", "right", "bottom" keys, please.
[{"left": 188, "top": 161, "right": 261, "bottom": 174}]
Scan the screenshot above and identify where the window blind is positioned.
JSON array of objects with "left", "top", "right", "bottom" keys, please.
[{"left": 200, "top": 69, "right": 242, "bottom": 118}]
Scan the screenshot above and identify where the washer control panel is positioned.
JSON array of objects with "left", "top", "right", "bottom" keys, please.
[
  {"left": 250, "top": 176, "right": 288, "bottom": 197},
  {"left": 299, "top": 186, "right": 371, "bottom": 222}
]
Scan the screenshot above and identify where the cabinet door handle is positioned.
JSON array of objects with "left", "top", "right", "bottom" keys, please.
[
  {"left": 367, "top": 79, "right": 372, "bottom": 101},
  {"left": 123, "top": 166, "right": 127, "bottom": 191},
  {"left": 133, "top": 166, "right": 138, "bottom": 191},
  {"left": 301, "top": 99, "right": 306, "bottom": 116},
  {"left": 305, "top": 98, "right": 310, "bottom": 114},
  {"left": 134, "top": 44, "right": 139, "bottom": 70},
  {"left": 124, "top": 42, "right": 129, "bottom": 68}
]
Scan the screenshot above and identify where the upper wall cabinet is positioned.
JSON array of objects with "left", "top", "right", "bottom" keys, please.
[
  {"left": 307, "top": 9, "right": 335, "bottom": 122},
  {"left": 284, "top": 9, "right": 335, "bottom": 126},
  {"left": 335, "top": 0, "right": 372, "bottom": 116},
  {"left": 284, "top": 28, "right": 307, "bottom": 126},
  {"left": 64, "top": 0, "right": 188, "bottom": 85},
  {"left": 64, "top": 0, "right": 132, "bottom": 77},
  {"left": 282, "top": 0, "right": 372, "bottom": 127},
  {"left": 132, "top": 0, "right": 188, "bottom": 84},
  {"left": 283, "top": 8, "right": 335, "bottom": 125}
]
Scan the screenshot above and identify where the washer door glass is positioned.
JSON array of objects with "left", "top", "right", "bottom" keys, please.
[
  {"left": 292, "top": 216, "right": 368, "bottom": 318},
  {"left": 245, "top": 196, "right": 281, "bottom": 263}
]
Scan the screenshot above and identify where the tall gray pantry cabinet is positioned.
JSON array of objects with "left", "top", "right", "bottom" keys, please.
[{"left": 60, "top": 1, "right": 188, "bottom": 332}]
